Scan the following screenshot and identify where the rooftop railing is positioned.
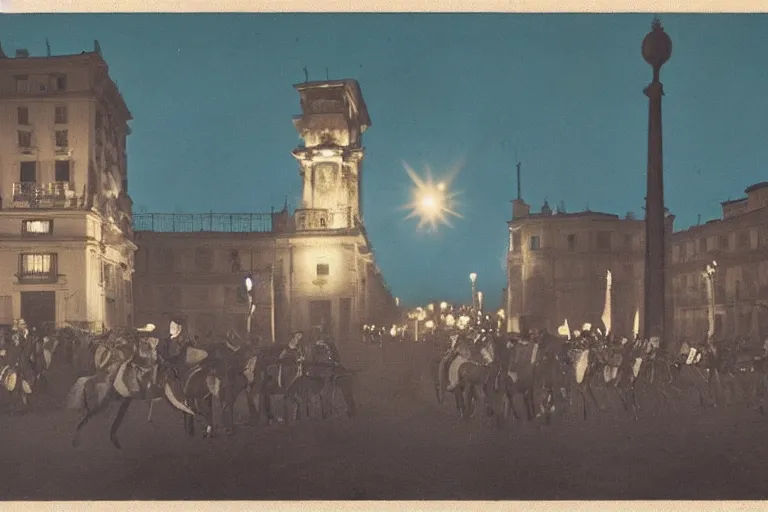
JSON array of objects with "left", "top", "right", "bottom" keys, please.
[{"left": 133, "top": 213, "right": 273, "bottom": 233}]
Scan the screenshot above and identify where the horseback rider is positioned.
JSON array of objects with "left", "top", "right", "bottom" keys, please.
[{"left": 157, "top": 317, "right": 190, "bottom": 382}]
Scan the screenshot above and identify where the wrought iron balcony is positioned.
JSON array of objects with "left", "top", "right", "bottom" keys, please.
[
  {"left": 132, "top": 212, "right": 273, "bottom": 233},
  {"left": 11, "top": 181, "right": 81, "bottom": 209}
]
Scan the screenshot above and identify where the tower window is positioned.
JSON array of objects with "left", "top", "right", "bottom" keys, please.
[
  {"left": 529, "top": 236, "right": 540, "bottom": 251},
  {"left": 567, "top": 234, "right": 577, "bottom": 251},
  {"left": 316, "top": 263, "right": 330, "bottom": 277}
]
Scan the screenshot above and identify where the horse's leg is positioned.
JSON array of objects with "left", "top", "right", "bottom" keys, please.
[
  {"left": 244, "top": 383, "right": 260, "bottom": 426},
  {"left": 72, "top": 391, "right": 113, "bottom": 448},
  {"left": 339, "top": 376, "right": 357, "bottom": 417},
  {"left": 613, "top": 384, "right": 629, "bottom": 412},
  {"left": 109, "top": 398, "right": 133, "bottom": 450},
  {"left": 712, "top": 369, "right": 723, "bottom": 408},
  {"left": 586, "top": 381, "right": 601, "bottom": 411}
]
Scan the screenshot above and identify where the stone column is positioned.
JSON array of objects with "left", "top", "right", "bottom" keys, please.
[{"left": 641, "top": 18, "right": 673, "bottom": 344}]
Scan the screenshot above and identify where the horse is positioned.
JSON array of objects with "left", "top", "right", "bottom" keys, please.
[
  {"left": 67, "top": 337, "right": 215, "bottom": 449},
  {"left": 436, "top": 332, "right": 501, "bottom": 419},
  {"left": 282, "top": 356, "right": 358, "bottom": 423}
]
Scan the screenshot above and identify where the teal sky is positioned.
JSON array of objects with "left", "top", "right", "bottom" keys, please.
[{"left": 1, "top": 13, "right": 767, "bottom": 308}]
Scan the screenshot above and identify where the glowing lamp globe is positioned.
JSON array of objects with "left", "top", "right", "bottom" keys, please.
[{"left": 642, "top": 18, "right": 672, "bottom": 71}]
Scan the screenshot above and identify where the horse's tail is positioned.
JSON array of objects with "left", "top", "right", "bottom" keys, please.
[{"left": 66, "top": 376, "right": 92, "bottom": 410}]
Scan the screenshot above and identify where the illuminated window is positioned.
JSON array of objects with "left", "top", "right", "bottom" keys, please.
[
  {"left": 529, "top": 236, "right": 540, "bottom": 251},
  {"left": 18, "top": 253, "right": 57, "bottom": 283},
  {"left": 22, "top": 219, "right": 53, "bottom": 236},
  {"left": 54, "top": 105, "right": 68, "bottom": 124},
  {"left": 316, "top": 263, "right": 330, "bottom": 276}
]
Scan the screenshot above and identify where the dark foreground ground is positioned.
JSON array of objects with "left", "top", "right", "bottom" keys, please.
[{"left": 1, "top": 340, "right": 768, "bottom": 500}]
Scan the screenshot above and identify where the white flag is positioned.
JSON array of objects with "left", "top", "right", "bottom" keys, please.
[
  {"left": 632, "top": 309, "right": 640, "bottom": 338},
  {"left": 601, "top": 270, "right": 612, "bottom": 337}
]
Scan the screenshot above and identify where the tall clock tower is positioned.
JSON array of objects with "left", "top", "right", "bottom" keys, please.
[{"left": 291, "top": 79, "right": 371, "bottom": 230}]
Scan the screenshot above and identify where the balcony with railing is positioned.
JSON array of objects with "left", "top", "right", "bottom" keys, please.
[{"left": 11, "top": 182, "right": 81, "bottom": 209}]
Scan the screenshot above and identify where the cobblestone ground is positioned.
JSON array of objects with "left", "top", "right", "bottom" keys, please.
[{"left": 1, "top": 340, "right": 768, "bottom": 500}]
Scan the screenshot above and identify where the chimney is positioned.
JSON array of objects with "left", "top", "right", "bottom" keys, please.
[{"left": 15, "top": 49, "right": 30, "bottom": 58}]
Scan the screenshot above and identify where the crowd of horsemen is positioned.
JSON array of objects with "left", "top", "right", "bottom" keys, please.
[
  {"left": 3, "top": 302, "right": 768, "bottom": 447},
  {"left": 0, "top": 316, "right": 358, "bottom": 449},
  {"left": 428, "top": 307, "right": 768, "bottom": 424}
]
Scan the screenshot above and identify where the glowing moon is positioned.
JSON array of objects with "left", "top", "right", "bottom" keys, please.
[{"left": 402, "top": 162, "right": 462, "bottom": 232}]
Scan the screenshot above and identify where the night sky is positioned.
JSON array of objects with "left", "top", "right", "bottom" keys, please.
[{"left": 1, "top": 14, "right": 767, "bottom": 309}]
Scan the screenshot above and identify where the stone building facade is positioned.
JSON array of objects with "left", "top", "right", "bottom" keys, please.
[
  {"left": 669, "top": 182, "right": 768, "bottom": 342},
  {"left": 133, "top": 79, "right": 397, "bottom": 343},
  {"left": 505, "top": 197, "right": 675, "bottom": 337},
  {"left": 0, "top": 43, "right": 135, "bottom": 331}
]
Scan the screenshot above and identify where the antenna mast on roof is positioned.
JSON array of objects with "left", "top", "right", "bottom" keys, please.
[
  {"left": 326, "top": 67, "right": 329, "bottom": 80},
  {"left": 303, "top": 66, "right": 309, "bottom": 83},
  {"left": 45, "top": 38, "right": 51, "bottom": 57},
  {"left": 516, "top": 162, "right": 522, "bottom": 201}
]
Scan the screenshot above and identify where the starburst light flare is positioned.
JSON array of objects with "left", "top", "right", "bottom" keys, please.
[{"left": 401, "top": 161, "right": 463, "bottom": 232}]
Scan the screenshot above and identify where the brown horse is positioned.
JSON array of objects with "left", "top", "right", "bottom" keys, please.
[{"left": 437, "top": 333, "right": 500, "bottom": 419}]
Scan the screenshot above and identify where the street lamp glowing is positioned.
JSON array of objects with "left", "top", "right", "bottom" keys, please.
[
  {"left": 440, "top": 301, "right": 448, "bottom": 311},
  {"left": 245, "top": 276, "right": 253, "bottom": 293},
  {"left": 427, "top": 303, "right": 435, "bottom": 312},
  {"left": 478, "top": 291, "right": 484, "bottom": 311},
  {"left": 469, "top": 273, "right": 477, "bottom": 284}
]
